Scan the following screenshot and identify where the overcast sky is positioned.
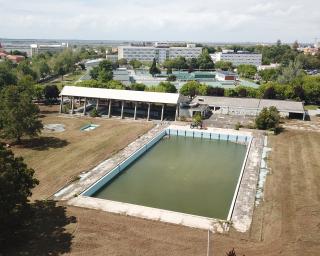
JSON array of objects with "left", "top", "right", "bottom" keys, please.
[{"left": 0, "top": 0, "right": 319, "bottom": 43}]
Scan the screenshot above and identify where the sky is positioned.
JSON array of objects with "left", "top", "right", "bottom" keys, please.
[{"left": 0, "top": 0, "right": 319, "bottom": 43}]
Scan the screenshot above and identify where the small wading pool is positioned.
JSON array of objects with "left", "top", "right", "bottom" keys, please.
[
  {"left": 80, "top": 124, "right": 99, "bottom": 131},
  {"left": 83, "top": 129, "right": 250, "bottom": 220}
]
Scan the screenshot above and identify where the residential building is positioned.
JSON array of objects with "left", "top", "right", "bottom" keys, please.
[
  {"left": 30, "top": 43, "right": 69, "bottom": 56},
  {"left": 106, "top": 54, "right": 118, "bottom": 63},
  {"left": 210, "top": 50, "right": 262, "bottom": 67},
  {"left": 118, "top": 43, "right": 202, "bottom": 63},
  {"left": 6, "top": 55, "right": 25, "bottom": 63}
]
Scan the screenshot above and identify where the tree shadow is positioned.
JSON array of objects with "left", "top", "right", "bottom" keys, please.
[
  {"left": 20, "top": 137, "right": 69, "bottom": 151},
  {"left": 2, "top": 200, "right": 76, "bottom": 256}
]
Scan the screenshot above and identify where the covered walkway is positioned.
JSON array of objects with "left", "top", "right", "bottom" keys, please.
[{"left": 60, "top": 86, "right": 181, "bottom": 121}]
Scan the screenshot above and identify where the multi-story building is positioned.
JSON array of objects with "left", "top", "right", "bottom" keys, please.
[
  {"left": 30, "top": 43, "right": 69, "bottom": 56},
  {"left": 118, "top": 43, "right": 202, "bottom": 63},
  {"left": 210, "top": 50, "right": 262, "bottom": 67}
]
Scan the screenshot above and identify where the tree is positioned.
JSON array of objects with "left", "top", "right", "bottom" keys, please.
[
  {"left": 215, "top": 61, "right": 233, "bottom": 71},
  {"left": 118, "top": 58, "right": 128, "bottom": 66},
  {"left": 262, "top": 85, "right": 277, "bottom": 99},
  {"left": 207, "top": 86, "right": 225, "bottom": 96},
  {"left": 90, "top": 60, "right": 113, "bottom": 82},
  {"left": 197, "top": 49, "right": 214, "bottom": 70},
  {"left": 259, "top": 68, "right": 280, "bottom": 82},
  {"left": 0, "top": 85, "right": 43, "bottom": 143},
  {"left": 0, "top": 144, "right": 39, "bottom": 243},
  {"left": 157, "top": 82, "right": 177, "bottom": 93},
  {"left": 0, "top": 62, "right": 17, "bottom": 89},
  {"left": 179, "top": 81, "right": 207, "bottom": 97},
  {"left": 130, "top": 83, "right": 146, "bottom": 91},
  {"left": 193, "top": 112, "right": 203, "bottom": 127},
  {"left": 52, "top": 49, "right": 79, "bottom": 80},
  {"left": 292, "top": 40, "right": 299, "bottom": 51},
  {"left": 129, "top": 59, "right": 142, "bottom": 69},
  {"left": 16, "top": 60, "right": 38, "bottom": 81},
  {"left": 167, "top": 75, "right": 177, "bottom": 81},
  {"left": 277, "top": 60, "right": 305, "bottom": 84},
  {"left": 255, "top": 106, "right": 280, "bottom": 130},
  {"left": 237, "top": 64, "right": 257, "bottom": 79},
  {"left": 149, "top": 58, "right": 161, "bottom": 76},
  {"left": 43, "top": 85, "right": 60, "bottom": 102}
]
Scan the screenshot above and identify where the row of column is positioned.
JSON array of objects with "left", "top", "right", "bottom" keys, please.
[{"left": 60, "top": 96, "right": 178, "bottom": 121}]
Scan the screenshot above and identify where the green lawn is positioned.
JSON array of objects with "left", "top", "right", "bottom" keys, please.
[{"left": 304, "top": 105, "right": 319, "bottom": 110}]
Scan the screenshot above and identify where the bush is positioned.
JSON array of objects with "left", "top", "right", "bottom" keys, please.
[
  {"left": 234, "top": 122, "right": 242, "bottom": 130},
  {"left": 90, "top": 108, "right": 100, "bottom": 117},
  {"left": 255, "top": 106, "right": 280, "bottom": 131}
]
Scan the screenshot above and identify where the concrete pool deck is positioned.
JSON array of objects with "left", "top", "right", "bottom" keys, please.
[{"left": 54, "top": 124, "right": 264, "bottom": 233}]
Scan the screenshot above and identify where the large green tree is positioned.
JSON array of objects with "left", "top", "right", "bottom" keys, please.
[
  {"left": 0, "top": 144, "right": 39, "bottom": 243},
  {"left": 215, "top": 61, "right": 233, "bottom": 71},
  {"left": 90, "top": 60, "right": 113, "bottom": 82},
  {"left": 0, "top": 85, "right": 43, "bottom": 143},
  {"left": 255, "top": 106, "right": 280, "bottom": 131},
  {"left": 179, "top": 81, "right": 208, "bottom": 97},
  {"left": 0, "top": 62, "right": 17, "bottom": 89},
  {"left": 237, "top": 64, "right": 257, "bottom": 79}
]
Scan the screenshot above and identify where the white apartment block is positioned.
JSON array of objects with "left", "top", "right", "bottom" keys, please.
[
  {"left": 118, "top": 43, "right": 202, "bottom": 63},
  {"left": 210, "top": 50, "right": 262, "bottom": 67},
  {"left": 30, "top": 43, "right": 69, "bottom": 56}
]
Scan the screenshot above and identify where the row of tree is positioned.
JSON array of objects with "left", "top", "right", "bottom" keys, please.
[{"left": 178, "top": 78, "right": 320, "bottom": 104}]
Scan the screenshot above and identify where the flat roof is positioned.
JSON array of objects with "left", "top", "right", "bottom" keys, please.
[
  {"left": 192, "top": 96, "right": 305, "bottom": 113},
  {"left": 60, "top": 86, "right": 181, "bottom": 105}
]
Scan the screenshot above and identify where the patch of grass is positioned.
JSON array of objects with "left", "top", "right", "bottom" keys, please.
[{"left": 304, "top": 105, "right": 319, "bottom": 110}]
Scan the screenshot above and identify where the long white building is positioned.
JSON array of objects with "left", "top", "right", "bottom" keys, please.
[
  {"left": 210, "top": 50, "right": 262, "bottom": 67},
  {"left": 118, "top": 43, "right": 202, "bottom": 63},
  {"left": 30, "top": 43, "right": 69, "bottom": 56}
]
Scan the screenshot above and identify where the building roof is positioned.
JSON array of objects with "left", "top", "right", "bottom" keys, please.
[
  {"left": 60, "top": 86, "right": 181, "bottom": 105},
  {"left": 192, "top": 96, "right": 305, "bottom": 113}
]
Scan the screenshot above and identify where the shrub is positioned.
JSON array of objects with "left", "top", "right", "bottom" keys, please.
[
  {"left": 90, "top": 108, "right": 100, "bottom": 117},
  {"left": 255, "top": 106, "right": 280, "bottom": 131}
]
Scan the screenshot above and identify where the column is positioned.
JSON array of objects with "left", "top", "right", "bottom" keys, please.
[
  {"left": 175, "top": 105, "right": 179, "bottom": 121},
  {"left": 83, "top": 97, "right": 87, "bottom": 115},
  {"left": 134, "top": 102, "right": 137, "bottom": 120},
  {"left": 96, "top": 98, "right": 99, "bottom": 111},
  {"left": 71, "top": 97, "right": 74, "bottom": 114},
  {"left": 147, "top": 103, "right": 151, "bottom": 121},
  {"left": 161, "top": 104, "right": 165, "bottom": 121},
  {"left": 303, "top": 111, "right": 306, "bottom": 121},
  {"left": 59, "top": 96, "right": 63, "bottom": 113},
  {"left": 108, "top": 99, "right": 112, "bottom": 118},
  {"left": 121, "top": 101, "right": 124, "bottom": 119}
]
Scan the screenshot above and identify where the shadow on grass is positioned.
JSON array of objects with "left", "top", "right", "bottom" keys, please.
[
  {"left": 21, "top": 137, "right": 69, "bottom": 151},
  {"left": 2, "top": 200, "right": 76, "bottom": 256}
]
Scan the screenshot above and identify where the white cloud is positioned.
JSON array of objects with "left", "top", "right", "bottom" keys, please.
[{"left": 0, "top": 0, "right": 319, "bottom": 42}]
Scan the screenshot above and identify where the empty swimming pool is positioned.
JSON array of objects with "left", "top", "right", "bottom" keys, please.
[{"left": 91, "top": 135, "right": 247, "bottom": 220}]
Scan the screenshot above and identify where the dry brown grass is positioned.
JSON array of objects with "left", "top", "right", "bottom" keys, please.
[{"left": 11, "top": 106, "right": 153, "bottom": 199}]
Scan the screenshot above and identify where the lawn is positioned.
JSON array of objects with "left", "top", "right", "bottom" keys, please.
[
  {"left": 11, "top": 106, "right": 153, "bottom": 200},
  {"left": 304, "top": 104, "right": 319, "bottom": 110}
]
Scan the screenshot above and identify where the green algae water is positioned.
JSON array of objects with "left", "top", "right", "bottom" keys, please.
[{"left": 93, "top": 136, "right": 247, "bottom": 219}]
